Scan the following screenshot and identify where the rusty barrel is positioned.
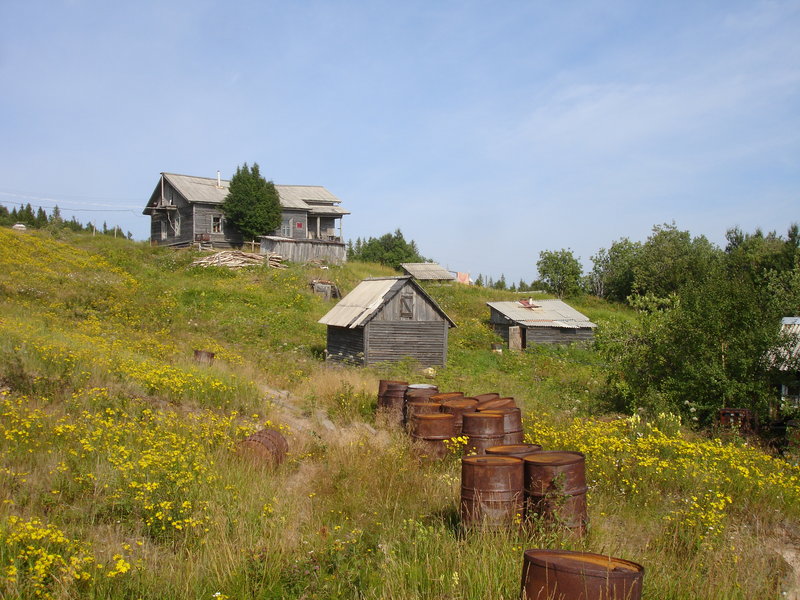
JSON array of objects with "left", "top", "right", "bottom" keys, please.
[
  {"left": 430, "top": 391, "right": 465, "bottom": 403},
  {"left": 237, "top": 429, "right": 289, "bottom": 466},
  {"left": 472, "top": 393, "right": 500, "bottom": 402},
  {"left": 521, "top": 549, "right": 644, "bottom": 600},
  {"left": 482, "top": 407, "right": 524, "bottom": 444},
  {"left": 462, "top": 412, "right": 505, "bottom": 455},
  {"left": 411, "top": 413, "right": 455, "bottom": 459},
  {"left": 477, "top": 397, "right": 516, "bottom": 411},
  {"left": 378, "top": 379, "right": 408, "bottom": 397},
  {"left": 378, "top": 382, "right": 408, "bottom": 426},
  {"left": 524, "top": 451, "right": 587, "bottom": 533},
  {"left": 405, "top": 383, "right": 439, "bottom": 399},
  {"left": 441, "top": 398, "right": 478, "bottom": 435},
  {"left": 461, "top": 456, "right": 524, "bottom": 528},
  {"left": 486, "top": 443, "right": 542, "bottom": 459},
  {"left": 406, "top": 400, "right": 442, "bottom": 430}
]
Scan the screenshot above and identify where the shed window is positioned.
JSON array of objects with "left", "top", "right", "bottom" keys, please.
[
  {"left": 400, "top": 293, "right": 414, "bottom": 319},
  {"left": 212, "top": 216, "right": 222, "bottom": 233}
]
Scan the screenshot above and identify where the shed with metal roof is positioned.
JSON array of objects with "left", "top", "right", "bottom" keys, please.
[
  {"left": 319, "top": 277, "right": 456, "bottom": 366},
  {"left": 400, "top": 262, "right": 456, "bottom": 282},
  {"left": 487, "top": 298, "right": 596, "bottom": 347}
]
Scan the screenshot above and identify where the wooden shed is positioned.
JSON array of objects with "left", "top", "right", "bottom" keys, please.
[
  {"left": 487, "top": 299, "right": 596, "bottom": 348},
  {"left": 318, "top": 277, "right": 456, "bottom": 366}
]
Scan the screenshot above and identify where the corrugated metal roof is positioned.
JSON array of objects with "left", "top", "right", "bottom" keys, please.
[
  {"left": 319, "top": 276, "right": 456, "bottom": 329},
  {"left": 487, "top": 299, "right": 596, "bottom": 329},
  {"left": 401, "top": 262, "right": 456, "bottom": 280},
  {"left": 154, "top": 173, "right": 349, "bottom": 214},
  {"left": 318, "top": 278, "right": 404, "bottom": 328}
]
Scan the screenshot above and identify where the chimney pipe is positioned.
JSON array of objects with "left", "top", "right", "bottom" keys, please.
[{"left": 217, "top": 170, "right": 221, "bottom": 188}]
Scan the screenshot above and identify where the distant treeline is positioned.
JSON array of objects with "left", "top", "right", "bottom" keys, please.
[{"left": 0, "top": 203, "right": 132, "bottom": 239}]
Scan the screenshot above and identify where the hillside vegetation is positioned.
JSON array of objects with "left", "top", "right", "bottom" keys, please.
[{"left": 1, "top": 228, "right": 799, "bottom": 599}]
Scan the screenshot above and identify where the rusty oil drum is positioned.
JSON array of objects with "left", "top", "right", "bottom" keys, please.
[
  {"left": 521, "top": 549, "right": 644, "bottom": 600},
  {"left": 461, "top": 455, "right": 524, "bottom": 528},
  {"left": 486, "top": 443, "right": 542, "bottom": 459},
  {"left": 411, "top": 413, "right": 455, "bottom": 459},
  {"left": 476, "top": 397, "right": 517, "bottom": 411},
  {"left": 472, "top": 393, "right": 500, "bottom": 402},
  {"left": 405, "top": 400, "right": 442, "bottom": 429},
  {"left": 441, "top": 398, "right": 478, "bottom": 435},
  {"left": 524, "top": 451, "right": 588, "bottom": 533},
  {"left": 378, "top": 382, "right": 408, "bottom": 425},
  {"left": 482, "top": 407, "right": 524, "bottom": 444},
  {"left": 462, "top": 412, "right": 505, "bottom": 455},
  {"left": 237, "top": 429, "right": 289, "bottom": 466}
]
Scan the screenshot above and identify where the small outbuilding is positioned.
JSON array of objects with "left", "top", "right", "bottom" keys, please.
[
  {"left": 400, "top": 262, "right": 456, "bottom": 282},
  {"left": 774, "top": 316, "right": 800, "bottom": 408},
  {"left": 319, "top": 276, "right": 456, "bottom": 366},
  {"left": 487, "top": 298, "right": 596, "bottom": 348}
]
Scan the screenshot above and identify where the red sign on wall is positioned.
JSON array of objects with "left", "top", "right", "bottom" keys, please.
[{"left": 296, "top": 222, "right": 303, "bottom": 229}]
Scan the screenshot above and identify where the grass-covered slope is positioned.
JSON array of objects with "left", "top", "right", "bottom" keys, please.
[{"left": 0, "top": 228, "right": 798, "bottom": 599}]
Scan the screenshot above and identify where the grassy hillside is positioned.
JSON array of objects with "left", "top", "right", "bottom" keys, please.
[{"left": 1, "top": 228, "right": 798, "bottom": 599}]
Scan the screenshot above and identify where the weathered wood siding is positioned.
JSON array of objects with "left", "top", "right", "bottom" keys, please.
[
  {"left": 526, "top": 327, "right": 593, "bottom": 345},
  {"left": 326, "top": 326, "right": 365, "bottom": 364},
  {"left": 260, "top": 238, "right": 347, "bottom": 264},
  {"left": 365, "top": 321, "right": 448, "bottom": 366},
  {"left": 372, "top": 281, "right": 441, "bottom": 322},
  {"left": 193, "top": 204, "right": 243, "bottom": 248}
]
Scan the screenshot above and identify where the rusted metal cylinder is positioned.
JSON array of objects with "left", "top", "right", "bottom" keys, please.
[
  {"left": 378, "top": 379, "right": 408, "bottom": 397},
  {"left": 378, "top": 382, "right": 408, "bottom": 426},
  {"left": 476, "top": 397, "right": 516, "bottom": 411},
  {"left": 405, "top": 384, "right": 439, "bottom": 399},
  {"left": 441, "top": 398, "right": 478, "bottom": 435},
  {"left": 472, "top": 393, "right": 500, "bottom": 402},
  {"left": 521, "top": 549, "right": 644, "bottom": 600},
  {"left": 411, "top": 413, "right": 456, "bottom": 459},
  {"left": 406, "top": 400, "right": 442, "bottom": 430},
  {"left": 429, "top": 391, "right": 465, "bottom": 403},
  {"left": 237, "top": 429, "right": 289, "bottom": 466},
  {"left": 482, "top": 407, "right": 524, "bottom": 444},
  {"left": 462, "top": 412, "right": 505, "bottom": 455},
  {"left": 486, "top": 443, "right": 542, "bottom": 459},
  {"left": 461, "top": 456, "right": 524, "bottom": 528},
  {"left": 524, "top": 451, "right": 588, "bottom": 533}
]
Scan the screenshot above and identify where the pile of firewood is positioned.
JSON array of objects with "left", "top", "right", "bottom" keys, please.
[{"left": 191, "top": 250, "right": 285, "bottom": 269}]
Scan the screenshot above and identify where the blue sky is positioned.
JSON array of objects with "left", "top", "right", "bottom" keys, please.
[{"left": 1, "top": 0, "right": 798, "bottom": 283}]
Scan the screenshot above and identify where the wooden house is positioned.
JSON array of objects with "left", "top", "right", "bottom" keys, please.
[
  {"left": 143, "top": 172, "right": 349, "bottom": 262},
  {"left": 318, "top": 277, "right": 456, "bottom": 366},
  {"left": 487, "top": 298, "right": 596, "bottom": 348},
  {"left": 774, "top": 317, "right": 800, "bottom": 409},
  {"left": 400, "top": 262, "right": 456, "bottom": 282}
]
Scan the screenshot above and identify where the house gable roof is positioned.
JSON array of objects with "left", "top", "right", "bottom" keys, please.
[
  {"left": 318, "top": 276, "right": 456, "bottom": 329},
  {"left": 144, "top": 172, "right": 349, "bottom": 216},
  {"left": 400, "top": 262, "right": 456, "bottom": 281},
  {"left": 487, "top": 299, "right": 596, "bottom": 329}
]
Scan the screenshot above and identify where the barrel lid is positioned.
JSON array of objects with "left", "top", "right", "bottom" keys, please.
[
  {"left": 407, "top": 383, "right": 438, "bottom": 390},
  {"left": 442, "top": 398, "right": 479, "bottom": 408},
  {"left": 462, "top": 455, "right": 522, "bottom": 466},
  {"left": 463, "top": 412, "right": 503, "bottom": 420},
  {"left": 524, "top": 451, "right": 584, "bottom": 465},
  {"left": 406, "top": 400, "right": 440, "bottom": 407},
  {"left": 481, "top": 407, "right": 520, "bottom": 416},
  {"left": 486, "top": 444, "right": 541, "bottom": 454},
  {"left": 523, "top": 549, "right": 644, "bottom": 576},
  {"left": 416, "top": 413, "right": 454, "bottom": 421},
  {"left": 430, "top": 392, "right": 464, "bottom": 401}
]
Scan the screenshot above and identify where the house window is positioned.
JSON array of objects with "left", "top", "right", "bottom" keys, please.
[
  {"left": 400, "top": 293, "right": 414, "bottom": 319},
  {"left": 212, "top": 216, "right": 222, "bottom": 233},
  {"left": 174, "top": 214, "right": 181, "bottom": 235},
  {"left": 281, "top": 219, "right": 291, "bottom": 237}
]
